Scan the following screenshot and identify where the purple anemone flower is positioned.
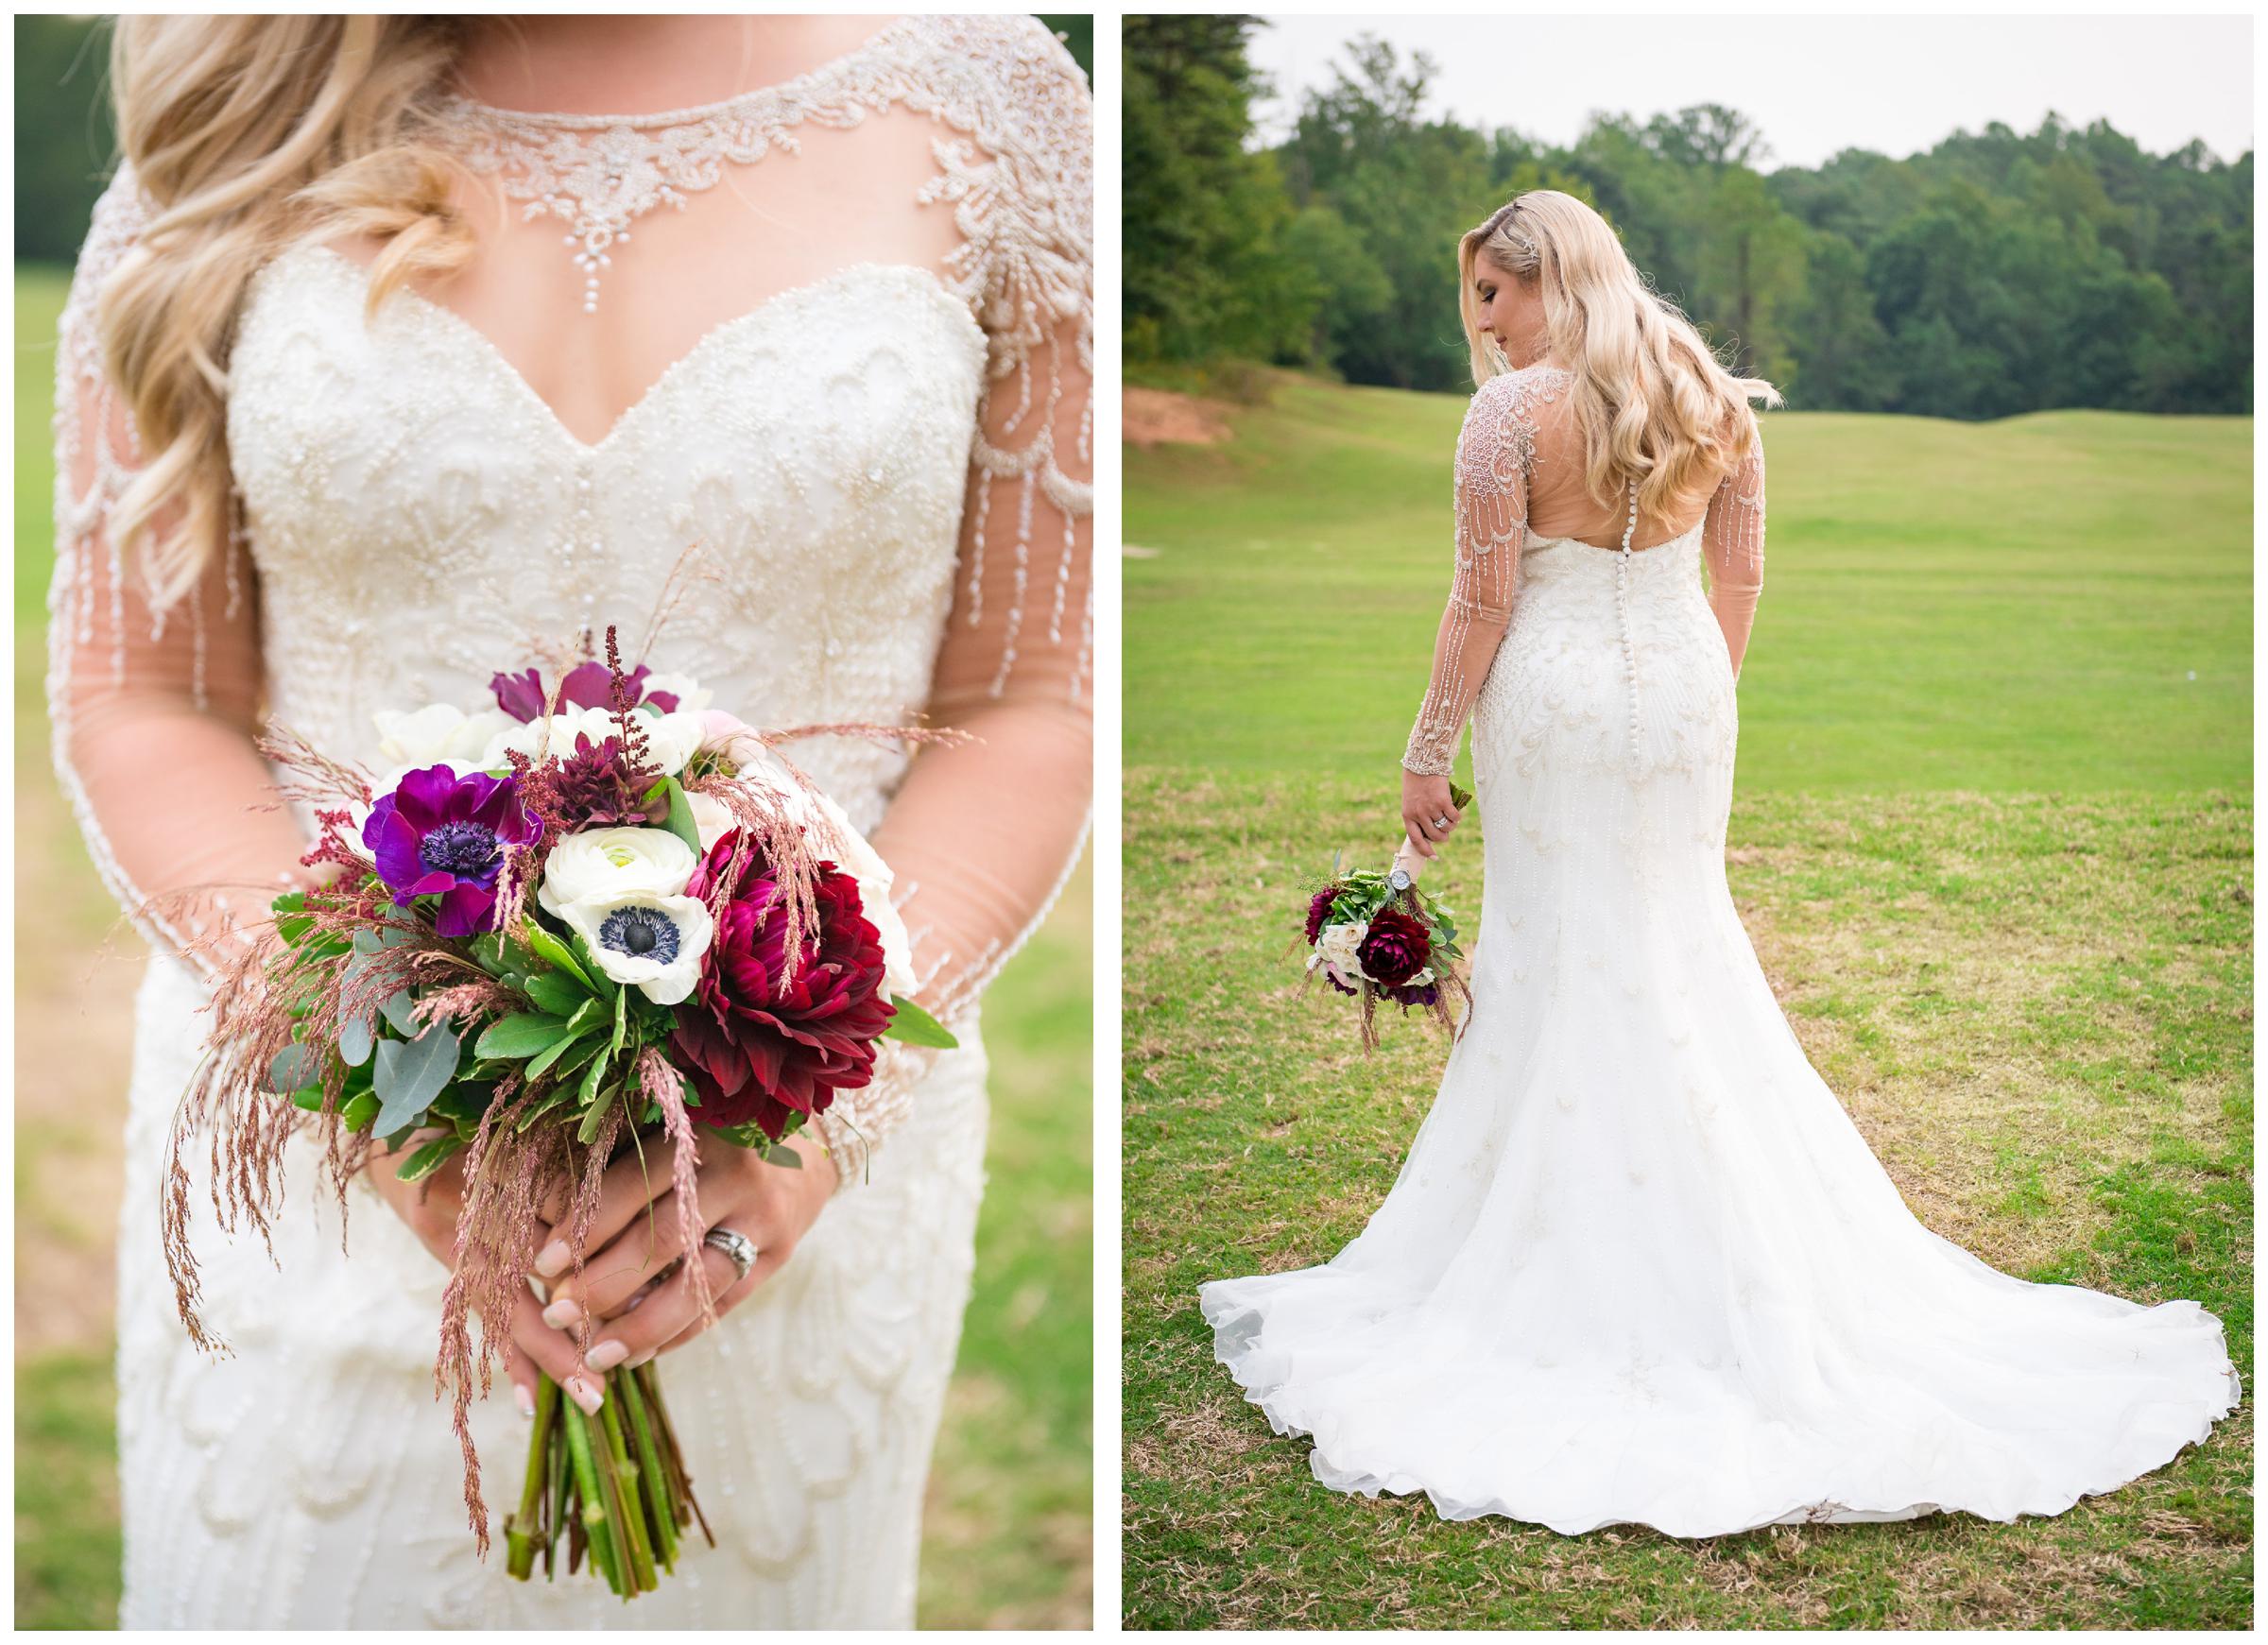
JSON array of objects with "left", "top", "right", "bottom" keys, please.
[
  {"left": 363, "top": 764, "right": 541, "bottom": 936},
  {"left": 490, "top": 661, "right": 677, "bottom": 723}
]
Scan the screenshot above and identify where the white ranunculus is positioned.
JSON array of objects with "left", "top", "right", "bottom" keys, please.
[
  {"left": 538, "top": 827, "right": 697, "bottom": 919},
  {"left": 554, "top": 891, "right": 714, "bottom": 1006},
  {"left": 641, "top": 671, "right": 713, "bottom": 715},
  {"left": 635, "top": 709, "right": 713, "bottom": 779},
  {"left": 1313, "top": 921, "right": 1367, "bottom": 988},
  {"left": 372, "top": 703, "right": 516, "bottom": 768},
  {"left": 696, "top": 726, "right": 919, "bottom": 999}
]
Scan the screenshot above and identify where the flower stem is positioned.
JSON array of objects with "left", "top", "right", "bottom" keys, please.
[
  {"left": 597, "top": 1379, "right": 658, "bottom": 1594},
  {"left": 619, "top": 1360, "right": 679, "bottom": 1571},
  {"left": 561, "top": 1398, "right": 620, "bottom": 1595},
  {"left": 505, "top": 1373, "right": 558, "bottom": 1581}
]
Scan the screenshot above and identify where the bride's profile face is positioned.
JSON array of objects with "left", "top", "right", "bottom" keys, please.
[{"left": 1473, "top": 250, "right": 1548, "bottom": 368}]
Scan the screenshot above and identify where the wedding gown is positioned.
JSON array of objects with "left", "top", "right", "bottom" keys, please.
[
  {"left": 48, "top": 16, "right": 1090, "bottom": 1626},
  {"left": 1198, "top": 362, "right": 2239, "bottom": 1537}
]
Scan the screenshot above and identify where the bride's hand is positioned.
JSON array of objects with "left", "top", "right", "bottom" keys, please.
[
  {"left": 1400, "top": 768, "right": 1461, "bottom": 859},
  {"left": 528, "top": 1128, "right": 839, "bottom": 1377},
  {"left": 361, "top": 1145, "right": 599, "bottom": 1417}
]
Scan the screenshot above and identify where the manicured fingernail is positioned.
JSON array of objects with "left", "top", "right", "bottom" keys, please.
[
  {"left": 564, "top": 1376, "right": 603, "bottom": 1415},
  {"left": 584, "top": 1339, "right": 628, "bottom": 1372},
  {"left": 534, "top": 1241, "right": 571, "bottom": 1277},
  {"left": 542, "top": 1298, "right": 581, "bottom": 1331},
  {"left": 514, "top": 1382, "right": 536, "bottom": 1419}
]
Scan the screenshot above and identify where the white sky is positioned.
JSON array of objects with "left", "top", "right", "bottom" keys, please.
[{"left": 1249, "top": 13, "right": 2255, "bottom": 171}]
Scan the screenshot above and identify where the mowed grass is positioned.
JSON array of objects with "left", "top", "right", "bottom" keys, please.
[
  {"left": 1125, "top": 777, "right": 2250, "bottom": 1630},
  {"left": 1125, "top": 374, "right": 2250, "bottom": 794},
  {"left": 1123, "top": 377, "right": 2251, "bottom": 1629},
  {"left": 12, "top": 265, "right": 1091, "bottom": 1630}
]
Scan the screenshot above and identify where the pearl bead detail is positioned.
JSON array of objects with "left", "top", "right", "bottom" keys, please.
[{"left": 1614, "top": 475, "right": 1644, "bottom": 776}]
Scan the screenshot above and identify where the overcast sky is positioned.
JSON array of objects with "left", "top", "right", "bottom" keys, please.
[{"left": 1249, "top": 14, "right": 2254, "bottom": 171}]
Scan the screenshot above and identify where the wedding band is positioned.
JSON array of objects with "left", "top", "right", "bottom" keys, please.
[
  {"left": 1434, "top": 814, "right": 1452, "bottom": 829},
  {"left": 702, "top": 1226, "right": 759, "bottom": 1282}
]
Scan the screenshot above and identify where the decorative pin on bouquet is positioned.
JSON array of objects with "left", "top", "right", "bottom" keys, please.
[
  {"left": 157, "top": 626, "right": 960, "bottom": 1600},
  {"left": 1299, "top": 781, "right": 1474, "bottom": 1049}
]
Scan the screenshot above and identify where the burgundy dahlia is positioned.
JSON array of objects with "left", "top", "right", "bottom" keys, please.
[
  {"left": 669, "top": 831, "right": 896, "bottom": 1140},
  {"left": 362, "top": 764, "right": 541, "bottom": 937},
  {"left": 1356, "top": 907, "right": 1432, "bottom": 989},
  {"left": 1304, "top": 885, "right": 1340, "bottom": 947}
]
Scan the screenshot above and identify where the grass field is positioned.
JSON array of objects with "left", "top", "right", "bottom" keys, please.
[
  {"left": 12, "top": 265, "right": 1091, "bottom": 1630},
  {"left": 1124, "top": 375, "right": 2252, "bottom": 1629}
]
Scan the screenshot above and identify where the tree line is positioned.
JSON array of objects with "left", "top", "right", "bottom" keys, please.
[{"left": 1125, "top": 15, "right": 2252, "bottom": 417}]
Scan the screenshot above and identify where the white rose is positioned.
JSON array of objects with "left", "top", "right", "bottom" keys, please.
[
  {"left": 538, "top": 827, "right": 696, "bottom": 918},
  {"left": 554, "top": 891, "right": 714, "bottom": 1006},
  {"left": 372, "top": 703, "right": 515, "bottom": 768},
  {"left": 642, "top": 671, "right": 713, "bottom": 715},
  {"left": 696, "top": 729, "right": 919, "bottom": 999},
  {"left": 1313, "top": 921, "right": 1367, "bottom": 988}
]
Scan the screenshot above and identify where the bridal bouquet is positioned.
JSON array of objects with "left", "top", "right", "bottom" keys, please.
[
  {"left": 161, "top": 627, "right": 956, "bottom": 1599},
  {"left": 1300, "top": 783, "right": 1473, "bottom": 1048}
]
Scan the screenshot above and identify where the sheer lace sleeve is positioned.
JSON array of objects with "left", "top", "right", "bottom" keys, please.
[
  {"left": 47, "top": 162, "right": 303, "bottom": 980},
  {"left": 1401, "top": 371, "right": 1539, "bottom": 776},
  {"left": 812, "top": 18, "right": 1092, "bottom": 1181},
  {"left": 1701, "top": 424, "right": 1767, "bottom": 678}
]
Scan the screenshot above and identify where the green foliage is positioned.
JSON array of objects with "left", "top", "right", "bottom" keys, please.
[
  {"left": 1125, "top": 28, "right": 2252, "bottom": 414},
  {"left": 1126, "top": 378, "right": 2251, "bottom": 792},
  {"left": 1125, "top": 776, "right": 2252, "bottom": 1629}
]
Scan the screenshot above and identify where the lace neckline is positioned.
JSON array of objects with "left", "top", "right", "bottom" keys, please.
[
  {"left": 432, "top": 15, "right": 923, "bottom": 129},
  {"left": 426, "top": 16, "right": 935, "bottom": 312}
]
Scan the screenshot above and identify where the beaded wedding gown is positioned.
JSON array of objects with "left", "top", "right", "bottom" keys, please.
[
  {"left": 49, "top": 17, "right": 1090, "bottom": 1627},
  {"left": 1199, "top": 363, "right": 2239, "bottom": 1537}
]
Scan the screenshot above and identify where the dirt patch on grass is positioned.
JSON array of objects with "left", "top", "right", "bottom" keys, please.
[{"left": 1126, "top": 386, "right": 1232, "bottom": 448}]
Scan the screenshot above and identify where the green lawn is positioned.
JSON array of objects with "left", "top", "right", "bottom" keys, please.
[
  {"left": 1124, "top": 375, "right": 2252, "bottom": 1629},
  {"left": 13, "top": 264, "right": 1091, "bottom": 1630},
  {"left": 1127, "top": 374, "right": 2250, "bottom": 794}
]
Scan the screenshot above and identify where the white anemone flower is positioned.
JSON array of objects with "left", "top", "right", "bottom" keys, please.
[{"left": 555, "top": 891, "right": 714, "bottom": 1006}]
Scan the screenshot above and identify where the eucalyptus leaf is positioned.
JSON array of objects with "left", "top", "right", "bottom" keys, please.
[
  {"left": 338, "top": 1012, "right": 375, "bottom": 1068},
  {"left": 267, "top": 1042, "right": 323, "bottom": 1096},
  {"left": 881, "top": 996, "right": 959, "bottom": 1049},
  {"left": 764, "top": 1144, "right": 803, "bottom": 1170},
  {"left": 380, "top": 990, "right": 421, "bottom": 1037},
  {"left": 371, "top": 1022, "right": 460, "bottom": 1136}
]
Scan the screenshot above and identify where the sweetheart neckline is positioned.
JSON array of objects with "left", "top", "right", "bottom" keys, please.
[{"left": 284, "top": 243, "right": 981, "bottom": 454}]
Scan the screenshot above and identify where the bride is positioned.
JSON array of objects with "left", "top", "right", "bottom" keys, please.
[
  {"left": 1199, "top": 191, "right": 2238, "bottom": 1537},
  {"left": 48, "top": 14, "right": 1090, "bottom": 1627}
]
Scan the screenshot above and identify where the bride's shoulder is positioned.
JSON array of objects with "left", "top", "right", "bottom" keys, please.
[
  {"left": 907, "top": 15, "right": 1090, "bottom": 100},
  {"left": 1465, "top": 363, "right": 1572, "bottom": 426}
]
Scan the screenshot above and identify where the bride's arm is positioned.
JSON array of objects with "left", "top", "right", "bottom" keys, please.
[
  {"left": 49, "top": 163, "right": 310, "bottom": 978},
  {"left": 1701, "top": 424, "right": 1767, "bottom": 677},
  {"left": 807, "top": 24, "right": 1093, "bottom": 1185},
  {"left": 1400, "top": 375, "right": 1535, "bottom": 850}
]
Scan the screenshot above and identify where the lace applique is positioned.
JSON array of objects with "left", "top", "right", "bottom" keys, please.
[{"left": 1402, "top": 366, "right": 1572, "bottom": 776}]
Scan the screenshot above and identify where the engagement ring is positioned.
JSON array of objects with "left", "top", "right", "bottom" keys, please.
[{"left": 702, "top": 1226, "right": 759, "bottom": 1282}]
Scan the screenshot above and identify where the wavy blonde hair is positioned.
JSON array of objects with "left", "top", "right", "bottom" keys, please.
[
  {"left": 1459, "top": 190, "right": 1783, "bottom": 523},
  {"left": 99, "top": 15, "right": 506, "bottom": 609}
]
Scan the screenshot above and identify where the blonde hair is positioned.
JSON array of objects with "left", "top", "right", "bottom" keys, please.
[
  {"left": 99, "top": 15, "right": 494, "bottom": 609},
  {"left": 1458, "top": 190, "right": 1783, "bottom": 523}
]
